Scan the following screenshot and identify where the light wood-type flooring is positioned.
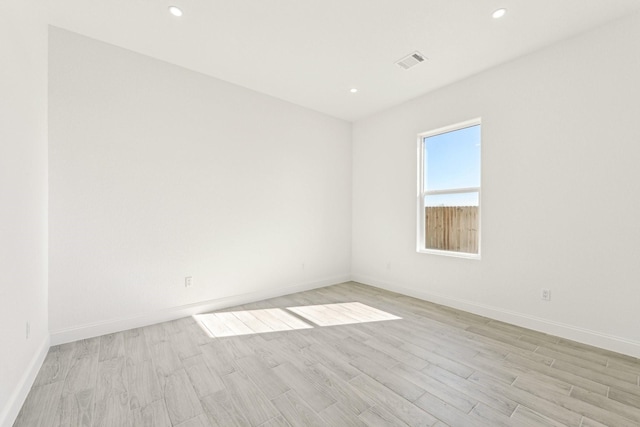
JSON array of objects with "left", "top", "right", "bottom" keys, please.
[{"left": 14, "top": 282, "right": 640, "bottom": 426}]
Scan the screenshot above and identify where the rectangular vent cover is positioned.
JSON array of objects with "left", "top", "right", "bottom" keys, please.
[{"left": 396, "top": 51, "right": 427, "bottom": 70}]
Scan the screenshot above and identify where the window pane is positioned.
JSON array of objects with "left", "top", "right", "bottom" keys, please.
[
  {"left": 424, "top": 192, "right": 479, "bottom": 254},
  {"left": 424, "top": 124, "right": 481, "bottom": 191}
]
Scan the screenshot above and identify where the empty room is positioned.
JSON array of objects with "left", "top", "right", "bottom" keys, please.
[{"left": 2, "top": 0, "right": 640, "bottom": 426}]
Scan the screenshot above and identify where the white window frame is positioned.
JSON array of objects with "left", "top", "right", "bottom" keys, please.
[{"left": 416, "top": 118, "right": 481, "bottom": 259}]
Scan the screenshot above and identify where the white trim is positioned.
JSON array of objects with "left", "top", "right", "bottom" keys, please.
[
  {"left": 0, "top": 335, "right": 50, "bottom": 427},
  {"left": 50, "top": 275, "right": 350, "bottom": 345},
  {"left": 416, "top": 248, "right": 481, "bottom": 260},
  {"left": 417, "top": 118, "right": 482, "bottom": 140},
  {"left": 425, "top": 187, "right": 480, "bottom": 196},
  {"left": 417, "top": 118, "right": 482, "bottom": 259},
  {"left": 352, "top": 274, "right": 640, "bottom": 359},
  {"left": 416, "top": 136, "right": 425, "bottom": 253}
]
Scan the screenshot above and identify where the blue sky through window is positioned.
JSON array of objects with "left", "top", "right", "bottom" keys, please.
[{"left": 424, "top": 124, "right": 480, "bottom": 206}]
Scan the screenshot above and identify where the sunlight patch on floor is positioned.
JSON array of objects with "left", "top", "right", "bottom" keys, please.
[
  {"left": 194, "top": 308, "right": 313, "bottom": 338},
  {"left": 194, "top": 302, "right": 401, "bottom": 338},
  {"left": 287, "top": 302, "right": 401, "bottom": 326}
]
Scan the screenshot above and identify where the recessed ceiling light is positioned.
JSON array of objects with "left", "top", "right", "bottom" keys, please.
[
  {"left": 350, "top": 88, "right": 358, "bottom": 93},
  {"left": 168, "top": 6, "right": 183, "bottom": 17},
  {"left": 492, "top": 8, "right": 507, "bottom": 19}
]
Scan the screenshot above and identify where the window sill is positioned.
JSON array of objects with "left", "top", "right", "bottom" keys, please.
[{"left": 417, "top": 248, "right": 481, "bottom": 260}]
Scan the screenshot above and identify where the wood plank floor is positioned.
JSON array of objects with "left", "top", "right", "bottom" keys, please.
[{"left": 14, "top": 282, "right": 640, "bottom": 427}]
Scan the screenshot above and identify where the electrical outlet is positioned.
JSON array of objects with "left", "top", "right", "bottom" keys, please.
[
  {"left": 541, "top": 288, "right": 551, "bottom": 301},
  {"left": 26, "top": 322, "right": 30, "bottom": 339},
  {"left": 185, "top": 276, "right": 193, "bottom": 288}
]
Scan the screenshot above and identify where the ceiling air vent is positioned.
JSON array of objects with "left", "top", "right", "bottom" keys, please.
[{"left": 396, "top": 51, "right": 427, "bottom": 70}]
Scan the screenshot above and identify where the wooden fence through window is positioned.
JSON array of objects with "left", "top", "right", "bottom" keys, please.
[{"left": 425, "top": 206, "right": 479, "bottom": 254}]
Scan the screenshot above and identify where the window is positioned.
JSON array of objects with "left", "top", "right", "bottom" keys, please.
[{"left": 417, "top": 119, "right": 481, "bottom": 258}]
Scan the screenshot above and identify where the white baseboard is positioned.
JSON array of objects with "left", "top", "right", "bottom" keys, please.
[
  {"left": 352, "top": 274, "right": 640, "bottom": 359},
  {"left": 50, "top": 275, "right": 351, "bottom": 345},
  {"left": 0, "top": 335, "right": 50, "bottom": 427}
]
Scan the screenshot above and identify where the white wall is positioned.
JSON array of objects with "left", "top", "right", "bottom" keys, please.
[
  {"left": 352, "top": 13, "right": 640, "bottom": 357},
  {"left": 0, "top": 1, "right": 50, "bottom": 425},
  {"left": 48, "top": 28, "right": 352, "bottom": 338}
]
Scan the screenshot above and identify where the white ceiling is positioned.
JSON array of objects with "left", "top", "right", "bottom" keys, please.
[{"left": 46, "top": 0, "right": 640, "bottom": 121}]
